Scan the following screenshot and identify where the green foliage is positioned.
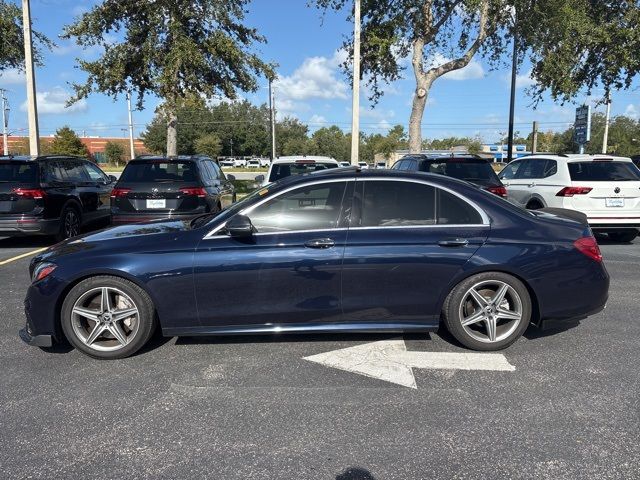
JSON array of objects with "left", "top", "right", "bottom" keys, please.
[
  {"left": 310, "top": 126, "right": 349, "bottom": 160},
  {"left": 0, "top": 0, "right": 53, "bottom": 71},
  {"left": 195, "top": 133, "right": 222, "bottom": 158},
  {"left": 104, "top": 141, "right": 125, "bottom": 165},
  {"left": 49, "top": 127, "right": 89, "bottom": 157}
]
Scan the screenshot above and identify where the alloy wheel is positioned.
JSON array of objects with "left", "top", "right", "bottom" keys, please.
[
  {"left": 458, "top": 280, "right": 523, "bottom": 344},
  {"left": 64, "top": 210, "right": 80, "bottom": 238},
  {"left": 70, "top": 287, "right": 140, "bottom": 352}
]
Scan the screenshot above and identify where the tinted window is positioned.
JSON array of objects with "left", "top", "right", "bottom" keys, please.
[
  {"left": 419, "top": 158, "right": 499, "bottom": 183},
  {"left": 45, "top": 161, "right": 66, "bottom": 183},
  {"left": 208, "top": 160, "right": 222, "bottom": 180},
  {"left": 360, "top": 181, "right": 436, "bottom": 227},
  {"left": 83, "top": 162, "right": 108, "bottom": 182},
  {"left": 499, "top": 160, "right": 522, "bottom": 180},
  {"left": 0, "top": 162, "right": 38, "bottom": 183},
  {"left": 437, "top": 189, "right": 483, "bottom": 224},
  {"left": 391, "top": 160, "right": 406, "bottom": 170},
  {"left": 268, "top": 162, "right": 338, "bottom": 182},
  {"left": 248, "top": 182, "right": 347, "bottom": 233},
  {"left": 200, "top": 161, "right": 214, "bottom": 183},
  {"left": 120, "top": 161, "right": 200, "bottom": 183},
  {"left": 517, "top": 159, "right": 548, "bottom": 179},
  {"left": 542, "top": 160, "right": 557, "bottom": 177},
  {"left": 61, "top": 160, "right": 89, "bottom": 183},
  {"left": 568, "top": 161, "right": 640, "bottom": 181}
]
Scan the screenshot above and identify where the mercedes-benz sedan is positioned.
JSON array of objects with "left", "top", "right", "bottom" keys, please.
[{"left": 20, "top": 168, "right": 609, "bottom": 359}]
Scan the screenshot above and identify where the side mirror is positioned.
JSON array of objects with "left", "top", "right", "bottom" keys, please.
[
  {"left": 108, "top": 175, "right": 118, "bottom": 183},
  {"left": 255, "top": 174, "right": 265, "bottom": 184},
  {"left": 226, "top": 214, "right": 253, "bottom": 238},
  {"left": 226, "top": 174, "right": 236, "bottom": 181}
]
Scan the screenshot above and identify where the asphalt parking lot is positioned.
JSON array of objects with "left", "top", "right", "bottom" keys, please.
[{"left": 1, "top": 235, "right": 639, "bottom": 479}]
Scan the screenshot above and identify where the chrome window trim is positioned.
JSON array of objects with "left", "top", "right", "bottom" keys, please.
[{"left": 204, "top": 175, "right": 490, "bottom": 239}]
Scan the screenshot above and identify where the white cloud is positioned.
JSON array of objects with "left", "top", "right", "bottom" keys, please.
[
  {"left": 0, "top": 68, "right": 25, "bottom": 86},
  {"left": 625, "top": 104, "right": 639, "bottom": 120},
  {"left": 427, "top": 53, "right": 485, "bottom": 81},
  {"left": 515, "top": 69, "right": 536, "bottom": 89},
  {"left": 21, "top": 87, "right": 88, "bottom": 115},
  {"left": 308, "top": 114, "right": 327, "bottom": 125},
  {"left": 275, "top": 51, "right": 348, "bottom": 102}
]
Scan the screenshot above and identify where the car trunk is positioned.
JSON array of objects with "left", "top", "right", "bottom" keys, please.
[
  {"left": 0, "top": 162, "right": 42, "bottom": 215},
  {"left": 114, "top": 182, "right": 203, "bottom": 213}
]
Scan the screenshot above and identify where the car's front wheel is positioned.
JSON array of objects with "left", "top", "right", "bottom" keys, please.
[
  {"left": 61, "top": 276, "right": 156, "bottom": 359},
  {"left": 442, "top": 272, "right": 532, "bottom": 351}
]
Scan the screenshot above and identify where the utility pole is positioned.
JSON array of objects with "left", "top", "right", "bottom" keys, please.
[
  {"left": 350, "top": 0, "right": 361, "bottom": 165},
  {"left": 269, "top": 77, "right": 276, "bottom": 160},
  {"left": 126, "top": 92, "right": 136, "bottom": 160},
  {"left": 230, "top": 138, "right": 233, "bottom": 158},
  {"left": 1, "top": 90, "right": 8, "bottom": 155},
  {"left": 22, "top": 0, "right": 40, "bottom": 156},
  {"left": 532, "top": 121, "right": 538, "bottom": 154},
  {"left": 602, "top": 93, "right": 611, "bottom": 154},
  {"left": 506, "top": 7, "right": 518, "bottom": 163}
]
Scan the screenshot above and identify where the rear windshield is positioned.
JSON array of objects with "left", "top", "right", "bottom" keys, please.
[
  {"left": 419, "top": 159, "right": 499, "bottom": 183},
  {"left": 0, "top": 162, "right": 38, "bottom": 183},
  {"left": 119, "top": 161, "right": 199, "bottom": 183},
  {"left": 268, "top": 162, "right": 338, "bottom": 182},
  {"left": 568, "top": 161, "right": 640, "bottom": 181}
]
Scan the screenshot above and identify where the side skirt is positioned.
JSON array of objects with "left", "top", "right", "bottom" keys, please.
[{"left": 162, "top": 321, "right": 439, "bottom": 337}]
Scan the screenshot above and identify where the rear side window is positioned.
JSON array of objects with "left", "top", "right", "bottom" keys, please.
[
  {"left": 268, "top": 162, "right": 338, "bottom": 182},
  {"left": 517, "top": 159, "right": 549, "bottom": 179},
  {"left": 568, "top": 161, "right": 640, "bottom": 181},
  {"left": 83, "top": 162, "right": 108, "bottom": 182},
  {"left": 419, "top": 159, "right": 499, "bottom": 183},
  {"left": 61, "top": 160, "right": 90, "bottom": 183},
  {"left": 0, "top": 162, "right": 38, "bottom": 183},
  {"left": 360, "top": 181, "right": 436, "bottom": 227},
  {"left": 120, "top": 161, "right": 200, "bottom": 183},
  {"left": 437, "top": 189, "right": 483, "bottom": 224}
]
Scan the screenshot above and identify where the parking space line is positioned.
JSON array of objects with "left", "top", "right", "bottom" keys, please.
[{"left": 0, "top": 248, "right": 48, "bottom": 267}]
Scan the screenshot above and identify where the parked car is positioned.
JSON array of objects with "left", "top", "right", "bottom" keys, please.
[
  {"left": 0, "top": 155, "right": 115, "bottom": 241},
  {"left": 391, "top": 154, "right": 508, "bottom": 198},
  {"left": 358, "top": 162, "right": 369, "bottom": 170},
  {"left": 22, "top": 168, "right": 609, "bottom": 359},
  {"left": 256, "top": 156, "right": 339, "bottom": 186},
  {"left": 338, "top": 161, "right": 351, "bottom": 168},
  {"left": 219, "top": 158, "right": 235, "bottom": 168},
  {"left": 232, "top": 158, "right": 247, "bottom": 168},
  {"left": 375, "top": 161, "right": 387, "bottom": 169},
  {"left": 259, "top": 158, "right": 271, "bottom": 168},
  {"left": 110, "top": 155, "right": 236, "bottom": 225},
  {"left": 499, "top": 154, "right": 640, "bottom": 242},
  {"left": 247, "top": 159, "right": 261, "bottom": 169}
]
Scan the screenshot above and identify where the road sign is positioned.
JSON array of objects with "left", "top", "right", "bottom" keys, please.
[{"left": 574, "top": 105, "right": 591, "bottom": 148}]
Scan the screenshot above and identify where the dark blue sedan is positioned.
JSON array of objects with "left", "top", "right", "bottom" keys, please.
[{"left": 20, "top": 168, "right": 609, "bottom": 359}]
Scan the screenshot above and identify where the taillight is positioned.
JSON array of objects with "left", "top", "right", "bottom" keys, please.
[
  {"left": 573, "top": 236, "right": 602, "bottom": 262},
  {"left": 12, "top": 188, "right": 45, "bottom": 199},
  {"left": 556, "top": 187, "right": 593, "bottom": 197},
  {"left": 110, "top": 188, "right": 131, "bottom": 198},
  {"left": 486, "top": 185, "right": 508, "bottom": 198},
  {"left": 179, "top": 187, "right": 207, "bottom": 197}
]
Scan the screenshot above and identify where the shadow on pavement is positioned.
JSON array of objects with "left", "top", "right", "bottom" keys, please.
[
  {"left": 0, "top": 236, "right": 53, "bottom": 249},
  {"left": 336, "top": 467, "right": 377, "bottom": 480}
]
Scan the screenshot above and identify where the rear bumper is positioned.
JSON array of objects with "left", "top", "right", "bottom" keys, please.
[
  {"left": 0, "top": 216, "right": 59, "bottom": 236},
  {"left": 111, "top": 212, "right": 200, "bottom": 225}
]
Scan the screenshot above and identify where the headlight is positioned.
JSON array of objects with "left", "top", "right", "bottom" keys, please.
[{"left": 32, "top": 262, "right": 57, "bottom": 283}]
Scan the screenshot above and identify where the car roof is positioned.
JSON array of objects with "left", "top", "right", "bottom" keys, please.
[
  {"left": 131, "top": 155, "right": 209, "bottom": 162},
  {"left": 402, "top": 154, "right": 484, "bottom": 161},
  {"left": 515, "top": 154, "right": 633, "bottom": 163},
  {"left": 0, "top": 154, "right": 87, "bottom": 162},
  {"left": 272, "top": 156, "right": 338, "bottom": 165}
]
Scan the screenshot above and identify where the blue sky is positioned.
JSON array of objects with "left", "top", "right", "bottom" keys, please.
[{"left": 2, "top": 0, "right": 640, "bottom": 144}]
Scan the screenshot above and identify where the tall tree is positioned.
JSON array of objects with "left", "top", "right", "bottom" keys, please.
[
  {"left": 49, "top": 127, "right": 89, "bottom": 157},
  {"left": 0, "top": 0, "right": 52, "bottom": 72},
  {"left": 63, "top": 0, "right": 273, "bottom": 156},
  {"left": 317, "top": 1, "right": 640, "bottom": 154}
]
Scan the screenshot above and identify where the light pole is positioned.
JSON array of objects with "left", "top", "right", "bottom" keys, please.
[
  {"left": 22, "top": 0, "right": 40, "bottom": 156},
  {"left": 506, "top": 7, "right": 517, "bottom": 163},
  {"left": 127, "top": 92, "right": 136, "bottom": 160},
  {"left": 1, "top": 90, "right": 9, "bottom": 155},
  {"left": 350, "top": 0, "right": 361, "bottom": 165},
  {"left": 602, "top": 93, "right": 611, "bottom": 154},
  {"left": 268, "top": 76, "right": 276, "bottom": 160}
]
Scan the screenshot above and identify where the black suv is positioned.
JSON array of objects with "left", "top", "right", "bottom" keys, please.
[
  {"left": 0, "top": 155, "right": 115, "bottom": 240},
  {"left": 391, "top": 154, "right": 507, "bottom": 197},
  {"left": 111, "top": 155, "right": 236, "bottom": 224}
]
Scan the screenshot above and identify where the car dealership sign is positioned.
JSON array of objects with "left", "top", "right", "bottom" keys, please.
[{"left": 574, "top": 105, "right": 592, "bottom": 151}]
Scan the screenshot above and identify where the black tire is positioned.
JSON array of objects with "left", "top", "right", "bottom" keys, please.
[
  {"left": 60, "top": 276, "right": 157, "bottom": 359},
  {"left": 56, "top": 205, "right": 81, "bottom": 242},
  {"left": 607, "top": 230, "right": 638, "bottom": 243},
  {"left": 442, "top": 272, "right": 532, "bottom": 351},
  {"left": 526, "top": 200, "right": 544, "bottom": 210}
]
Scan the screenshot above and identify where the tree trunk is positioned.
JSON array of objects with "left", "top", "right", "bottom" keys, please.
[
  {"left": 166, "top": 108, "right": 178, "bottom": 156},
  {"left": 409, "top": 89, "right": 427, "bottom": 153}
]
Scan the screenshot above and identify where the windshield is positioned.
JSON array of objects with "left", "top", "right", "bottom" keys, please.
[
  {"left": 0, "top": 162, "right": 38, "bottom": 183},
  {"left": 568, "top": 161, "right": 640, "bottom": 181},
  {"left": 420, "top": 159, "right": 499, "bottom": 184},
  {"left": 119, "top": 161, "right": 199, "bottom": 183},
  {"left": 268, "top": 162, "right": 337, "bottom": 182}
]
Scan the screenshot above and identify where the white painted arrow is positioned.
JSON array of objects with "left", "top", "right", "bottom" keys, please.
[{"left": 303, "top": 339, "right": 516, "bottom": 389}]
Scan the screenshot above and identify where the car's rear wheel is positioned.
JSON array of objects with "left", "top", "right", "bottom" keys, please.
[
  {"left": 526, "top": 200, "right": 544, "bottom": 210},
  {"left": 61, "top": 276, "right": 156, "bottom": 359},
  {"left": 442, "top": 272, "right": 532, "bottom": 351},
  {"left": 607, "top": 230, "right": 638, "bottom": 243},
  {"left": 56, "top": 206, "right": 80, "bottom": 241}
]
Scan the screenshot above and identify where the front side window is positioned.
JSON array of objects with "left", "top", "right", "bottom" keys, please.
[
  {"left": 247, "top": 181, "right": 348, "bottom": 233},
  {"left": 499, "top": 160, "right": 523, "bottom": 180},
  {"left": 517, "top": 159, "right": 548, "bottom": 179},
  {"left": 83, "top": 162, "right": 108, "bottom": 183}
]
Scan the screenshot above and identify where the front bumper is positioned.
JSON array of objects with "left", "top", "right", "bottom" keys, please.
[
  {"left": 19, "top": 327, "right": 53, "bottom": 347},
  {"left": 0, "top": 216, "right": 59, "bottom": 236}
]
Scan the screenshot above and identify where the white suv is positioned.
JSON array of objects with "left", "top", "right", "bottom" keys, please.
[
  {"left": 258, "top": 156, "right": 339, "bottom": 186},
  {"left": 499, "top": 154, "right": 640, "bottom": 242}
]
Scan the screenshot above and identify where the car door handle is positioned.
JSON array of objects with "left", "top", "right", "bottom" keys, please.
[
  {"left": 528, "top": 183, "right": 536, "bottom": 187},
  {"left": 438, "top": 239, "right": 469, "bottom": 248},
  {"left": 305, "top": 238, "right": 335, "bottom": 249}
]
